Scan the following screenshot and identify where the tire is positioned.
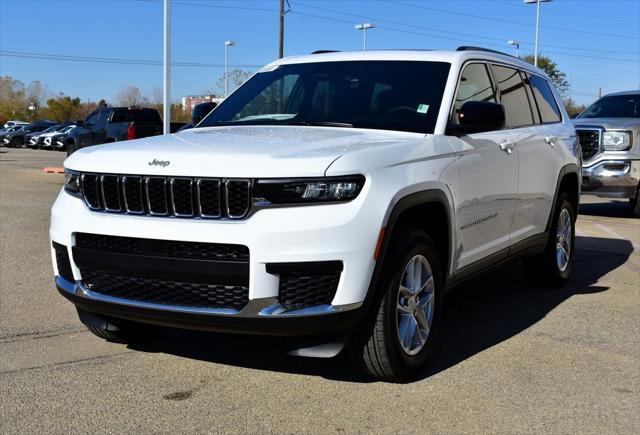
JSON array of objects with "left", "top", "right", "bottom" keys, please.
[
  {"left": 66, "top": 141, "right": 77, "bottom": 157},
  {"left": 523, "top": 192, "right": 576, "bottom": 287},
  {"left": 348, "top": 227, "right": 443, "bottom": 382},
  {"left": 630, "top": 186, "right": 640, "bottom": 218}
]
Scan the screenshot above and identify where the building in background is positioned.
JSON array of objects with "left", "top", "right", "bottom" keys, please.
[{"left": 181, "top": 95, "right": 223, "bottom": 112}]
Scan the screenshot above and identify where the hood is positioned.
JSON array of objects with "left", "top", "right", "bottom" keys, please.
[
  {"left": 64, "top": 125, "right": 422, "bottom": 177},
  {"left": 572, "top": 117, "right": 639, "bottom": 130}
]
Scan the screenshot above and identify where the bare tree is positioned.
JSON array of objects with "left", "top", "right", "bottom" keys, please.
[
  {"left": 116, "top": 85, "right": 143, "bottom": 107},
  {"left": 213, "top": 69, "right": 253, "bottom": 96}
]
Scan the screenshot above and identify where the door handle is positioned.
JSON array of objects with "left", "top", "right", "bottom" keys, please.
[
  {"left": 545, "top": 135, "right": 557, "bottom": 146},
  {"left": 499, "top": 140, "right": 515, "bottom": 154}
]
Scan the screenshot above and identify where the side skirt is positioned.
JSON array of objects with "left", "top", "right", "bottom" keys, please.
[{"left": 445, "top": 232, "right": 548, "bottom": 290}]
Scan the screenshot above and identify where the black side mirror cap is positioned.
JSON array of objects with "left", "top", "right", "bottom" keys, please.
[
  {"left": 76, "top": 120, "right": 85, "bottom": 128},
  {"left": 447, "top": 101, "right": 505, "bottom": 136}
]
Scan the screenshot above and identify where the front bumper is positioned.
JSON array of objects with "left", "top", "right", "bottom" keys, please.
[
  {"left": 51, "top": 182, "right": 383, "bottom": 334},
  {"left": 582, "top": 159, "right": 640, "bottom": 198},
  {"left": 56, "top": 276, "right": 364, "bottom": 336}
]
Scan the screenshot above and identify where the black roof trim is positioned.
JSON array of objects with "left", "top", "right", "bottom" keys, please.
[
  {"left": 456, "top": 46, "right": 517, "bottom": 59},
  {"left": 311, "top": 50, "right": 340, "bottom": 54}
]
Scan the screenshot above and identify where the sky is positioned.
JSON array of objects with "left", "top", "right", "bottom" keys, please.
[{"left": 0, "top": 0, "right": 639, "bottom": 106}]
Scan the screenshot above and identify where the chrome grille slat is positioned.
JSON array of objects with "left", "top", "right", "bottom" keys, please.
[
  {"left": 145, "top": 177, "right": 169, "bottom": 216},
  {"left": 195, "top": 179, "right": 222, "bottom": 218},
  {"left": 122, "top": 176, "right": 144, "bottom": 214},
  {"left": 170, "top": 178, "right": 194, "bottom": 217},
  {"left": 79, "top": 173, "right": 249, "bottom": 220},
  {"left": 225, "top": 179, "right": 251, "bottom": 219},
  {"left": 101, "top": 175, "right": 122, "bottom": 212}
]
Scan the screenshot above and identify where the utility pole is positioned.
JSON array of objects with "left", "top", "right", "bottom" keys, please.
[
  {"left": 163, "top": 0, "right": 171, "bottom": 135},
  {"left": 525, "top": 0, "right": 552, "bottom": 67},
  {"left": 278, "top": 0, "right": 290, "bottom": 58},
  {"left": 279, "top": 0, "right": 284, "bottom": 58}
]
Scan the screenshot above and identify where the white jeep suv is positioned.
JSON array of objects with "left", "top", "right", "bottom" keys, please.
[{"left": 51, "top": 47, "right": 580, "bottom": 381}]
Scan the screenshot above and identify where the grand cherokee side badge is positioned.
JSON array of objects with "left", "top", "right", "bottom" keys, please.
[{"left": 148, "top": 159, "right": 170, "bottom": 167}]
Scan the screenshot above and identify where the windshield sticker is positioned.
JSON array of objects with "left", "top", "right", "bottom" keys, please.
[{"left": 417, "top": 104, "right": 429, "bottom": 114}]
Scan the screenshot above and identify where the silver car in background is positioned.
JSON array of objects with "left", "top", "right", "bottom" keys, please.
[{"left": 573, "top": 90, "right": 640, "bottom": 216}]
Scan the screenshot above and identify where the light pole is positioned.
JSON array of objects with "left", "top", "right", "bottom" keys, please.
[
  {"left": 163, "top": 0, "right": 170, "bottom": 135},
  {"left": 354, "top": 23, "right": 375, "bottom": 51},
  {"left": 507, "top": 40, "right": 520, "bottom": 58},
  {"left": 224, "top": 40, "right": 235, "bottom": 98},
  {"left": 524, "top": 0, "right": 552, "bottom": 67}
]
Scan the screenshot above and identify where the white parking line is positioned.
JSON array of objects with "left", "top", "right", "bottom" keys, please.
[
  {"left": 575, "top": 227, "right": 587, "bottom": 237},
  {"left": 593, "top": 223, "right": 640, "bottom": 250}
]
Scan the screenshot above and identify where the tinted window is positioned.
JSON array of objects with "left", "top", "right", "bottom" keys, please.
[
  {"left": 450, "top": 63, "right": 496, "bottom": 124},
  {"left": 200, "top": 61, "right": 451, "bottom": 134},
  {"left": 112, "top": 109, "right": 162, "bottom": 123},
  {"left": 85, "top": 111, "right": 99, "bottom": 125},
  {"left": 528, "top": 74, "right": 562, "bottom": 123},
  {"left": 578, "top": 94, "right": 640, "bottom": 119},
  {"left": 491, "top": 65, "right": 534, "bottom": 128}
]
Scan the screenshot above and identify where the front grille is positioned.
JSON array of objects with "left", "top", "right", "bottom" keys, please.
[
  {"left": 81, "top": 270, "right": 248, "bottom": 311},
  {"left": 75, "top": 233, "right": 250, "bottom": 261},
  {"left": 577, "top": 129, "right": 601, "bottom": 161},
  {"left": 53, "top": 242, "right": 74, "bottom": 282},
  {"left": 80, "top": 173, "right": 252, "bottom": 220},
  {"left": 278, "top": 272, "right": 341, "bottom": 310}
]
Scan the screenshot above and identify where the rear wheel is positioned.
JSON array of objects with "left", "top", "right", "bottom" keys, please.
[
  {"left": 523, "top": 192, "right": 575, "bottom": 287},
  {"left": 630, "top": 185, "right": 640, "bottom": 218},
  {"left": 66, "top": 140, "right": 77, "bottom": 156},
  {"left": 348, "top": 227, "right": 443, "bottom": 382}
]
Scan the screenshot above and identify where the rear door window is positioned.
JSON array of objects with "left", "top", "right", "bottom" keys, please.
[
  {"left": 491, "top": 65, "right": 534, "bottom": 128},
  {"left": 528, "top": 74, "right": 562, "bottom": 123}
]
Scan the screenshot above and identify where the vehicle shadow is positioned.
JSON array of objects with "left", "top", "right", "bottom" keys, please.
[
  {"left": 579, "top": 197, "right": 634, "bottom": 219},
  {"left": 126, "top": 236, "right": 633, "bottom": 383}
]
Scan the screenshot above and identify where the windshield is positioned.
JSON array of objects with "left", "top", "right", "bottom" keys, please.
[
  {"left": 199, "top": 61, "right": 451, "bottom": 134},
  {"left": 42, "top": 125, "right": 59, "bottom": 133},
  {"left": 578, "top": 94, "right": 640, "bottom": 119}
]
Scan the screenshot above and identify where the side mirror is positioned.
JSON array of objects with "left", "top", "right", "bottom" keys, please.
[
  {"left": 76, "top": 120, "right": 85, "bottom": 128},
  {"left": 192, "top": 102, "right": 217, "bottom": 124},
  {"left": 447, "top": 101, "right": 505, "bottom": 136}
]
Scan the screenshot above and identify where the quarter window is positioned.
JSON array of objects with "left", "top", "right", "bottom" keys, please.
[
  {"left": 528, "top": 74, "right": 562, "bottom": 123},
  {"left": 450, "top": 63, "right": 496, "bottom": 124},
  {"left": 491, "top": 65, "right": 534, "bottom": 128}
]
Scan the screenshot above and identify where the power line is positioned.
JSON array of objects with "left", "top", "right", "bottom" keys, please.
[
  {"left": 384, "top": 0, "right": 640, "bottom": 40},
  {"left": 289, "top": 9, "right": 639, "bottom": 64},
  {"left": 294, "top": 1, "right": 639, "bottom": 56},
  {"left": 0, "top": 50, "right": 262, "bottom": 68}
]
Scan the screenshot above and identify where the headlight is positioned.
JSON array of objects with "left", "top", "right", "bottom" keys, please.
[
  {"left": 603, "top": 131, "right": 632, "bottom": 151},
  {"left": 254, "top": 175, "right": 365, "bottom": 204},
  {"left": 64, "top": 170, "right": 82, "bottom": 197}
]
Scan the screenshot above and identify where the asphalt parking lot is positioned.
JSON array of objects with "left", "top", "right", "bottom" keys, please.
[{"left": 1, "top": 148, "right": 638, "bottom": 433}]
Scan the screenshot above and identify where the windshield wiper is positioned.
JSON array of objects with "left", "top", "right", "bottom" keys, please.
[{"left": 287, "top": 121, "right": 354, "bottom": 128}]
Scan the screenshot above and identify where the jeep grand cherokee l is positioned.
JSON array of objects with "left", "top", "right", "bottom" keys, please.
[{"left": 51, "top": 47, "right": 580, "bottom": 382}]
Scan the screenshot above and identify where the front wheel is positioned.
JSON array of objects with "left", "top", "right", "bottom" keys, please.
[
  {"left": 523, "top": 192, "right": 576, "bottom": 287},
  {"left": 348, "top": 227, "right": 443, "bottom": 382}
]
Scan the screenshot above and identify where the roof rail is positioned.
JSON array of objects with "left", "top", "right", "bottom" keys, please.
[
  {"left": 311, "top": 50, "right": 340, "bottom": 54},
  {"left": 456, "top": 46, "right": 517, "bottom": 59}
]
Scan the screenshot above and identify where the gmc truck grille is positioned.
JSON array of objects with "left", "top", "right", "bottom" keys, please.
[
  {"left": 73, "top": 233, "right": 250, "bottom": 311},
  {"left": 80, "top": 173, "right": 251, "bottom": 219},
  {"left": 576, "top": 129, "right": 601, "bottom": 161}
]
